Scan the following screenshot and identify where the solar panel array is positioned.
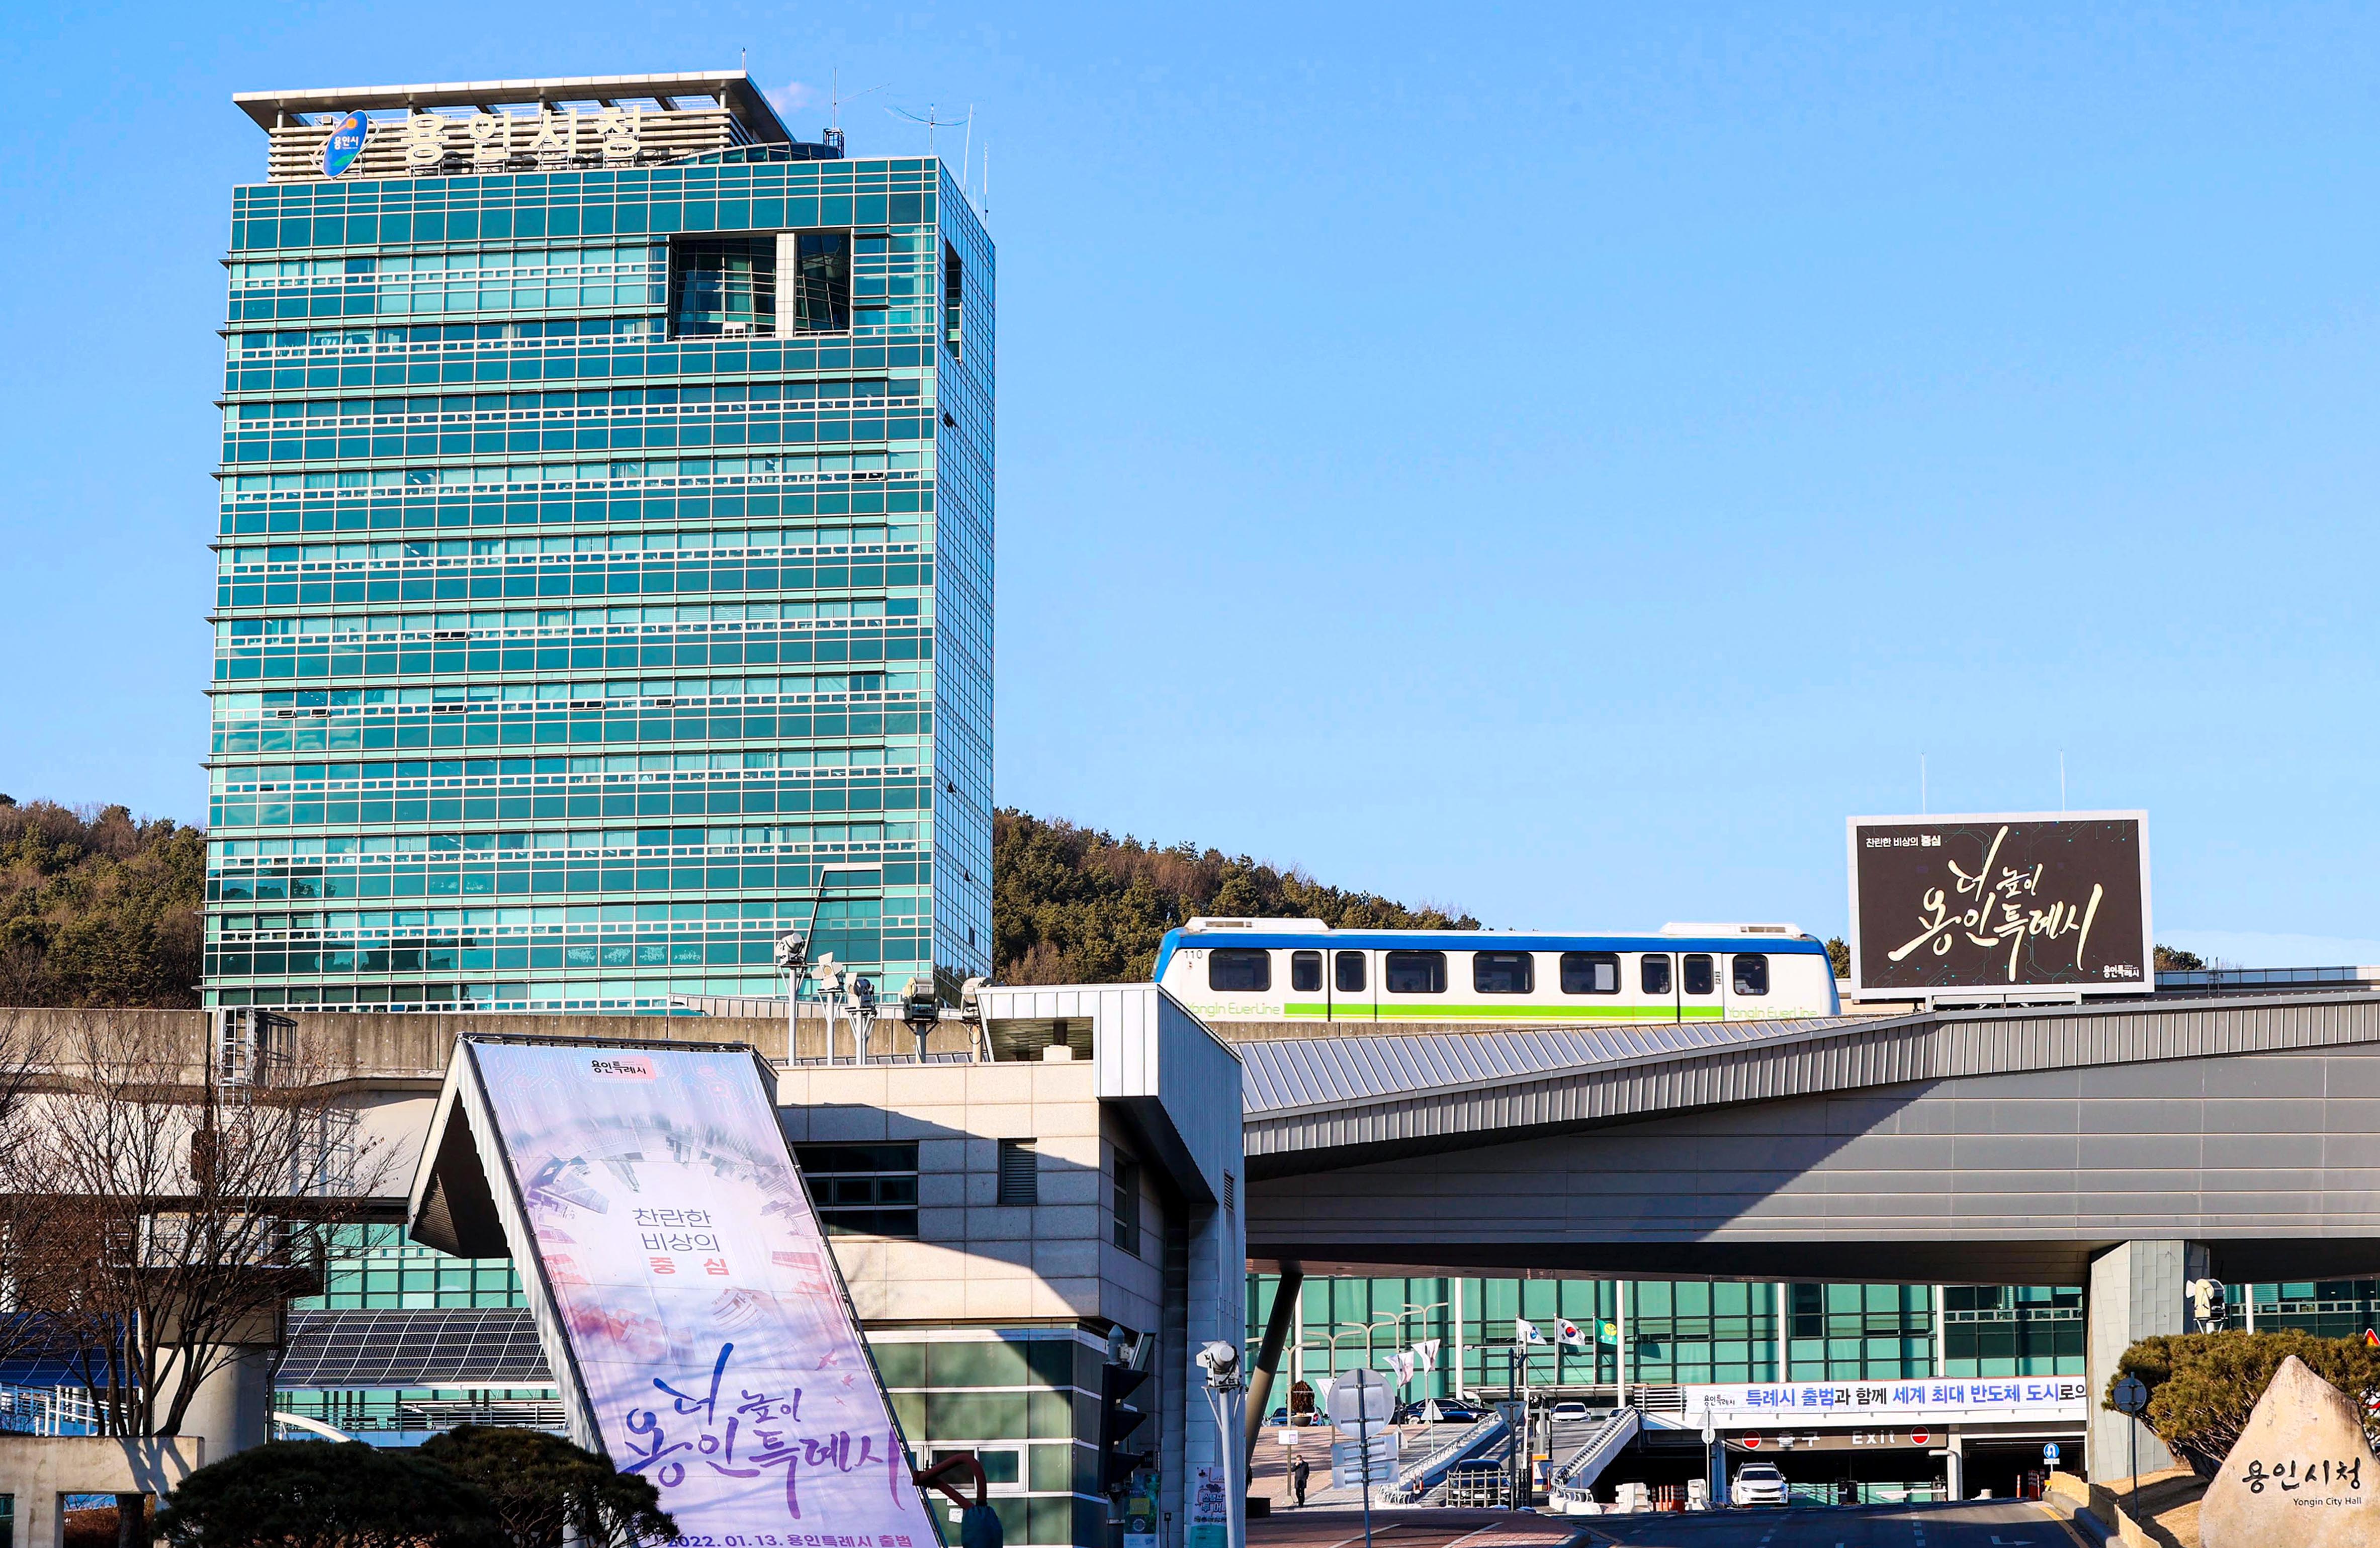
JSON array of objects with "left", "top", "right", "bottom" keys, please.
[{"left": 276, "top": 1308, "right": 553, "bottom": 1389}]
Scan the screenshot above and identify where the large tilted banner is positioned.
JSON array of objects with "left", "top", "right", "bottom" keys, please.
[{"left": 462, "top": 1039, "right": 934, "bottom": 1545}]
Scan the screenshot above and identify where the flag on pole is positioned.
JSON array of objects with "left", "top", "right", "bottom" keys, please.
[
  {"left": 1412, "top": 1338, "right": 1442, "bottom": 1373},
  {"left": 1392, "top": 1351, "right": 1417, "bottom": 1386},
  {"left": 1601, "top": 1320, "right": 1621, "bottom": 1345},
  {"left": 1557, "top": 1319, "right": 1586, "bottom": 1348},
  {"left": 1516, "top": 1318, "right": 1546, "bottom": 1344}
]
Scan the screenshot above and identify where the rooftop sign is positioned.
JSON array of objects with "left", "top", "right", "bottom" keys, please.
[
  {"left": 1845, "top": 810, "right": 2152, "bottom": 998},
  {"left": 321, "top": 111, "right": 368, "bottom": 177},
  {"left": 235, "top": 71, "right": 798, "bottom": 183}
]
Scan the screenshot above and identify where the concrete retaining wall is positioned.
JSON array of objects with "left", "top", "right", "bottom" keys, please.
[{"left": 0, "top": 1437, "right": 203, "bottom": 1548}]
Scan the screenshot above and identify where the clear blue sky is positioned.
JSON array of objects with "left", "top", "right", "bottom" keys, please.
[{"left": 4, "top": 3, "right": 2377, "bottom": 962}]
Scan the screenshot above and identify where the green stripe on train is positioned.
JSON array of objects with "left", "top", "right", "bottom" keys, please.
[{"left": 1273, "top": 1003, "right": 1735, "bottom": 1021}]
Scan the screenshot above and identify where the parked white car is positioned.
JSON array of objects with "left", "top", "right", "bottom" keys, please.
[{"left": 1731, "top": 1463, "right": 1788, "bottom": 1506}]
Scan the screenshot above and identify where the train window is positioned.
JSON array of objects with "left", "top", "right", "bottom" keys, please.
[
  {"left": 1291, "top": 950, "right": 1323, "bottom": 993},
  {"left": 1560, "top": 952, "right": 1621, "bottom": 994},
  {"left": 1208, "top": 948, "right": 1271, "bottom": 992},
  {"left": 1732, "top": 953, "right": 1770, "bottom": 995},
  {"left": 1473, "top": 951, "right": 1533, "bottom": 994},
  {"left": 1384, "top": 950, "right": 1447, "bottom": 994},
  {"left": 1336, "top": 951, "right": 1366, "bottom": 992},
  {"left": 1683, "top": 954, "right": 1715, "bottom": 995},
  {"left": 1641, "top": 954, "right": 1671, "bottom": 995}
]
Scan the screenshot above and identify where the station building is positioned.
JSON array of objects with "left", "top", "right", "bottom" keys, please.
[
  {"left": 1243, "top": 1271, "right": 2380, "bottom": 1500},
  {"left": 203, "top": 71, "right": 993, "bottom": 1016},
  {"left": 3, "top": 991, "right": 1240, "bottom": 1548}
]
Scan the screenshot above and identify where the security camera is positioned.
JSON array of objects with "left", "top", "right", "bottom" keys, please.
[{"left": 1197, "top": 1341, "right": 1240, "bottom": 1377}]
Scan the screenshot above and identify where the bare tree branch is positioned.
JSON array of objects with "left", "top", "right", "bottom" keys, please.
[{"left": 0, "top": 1010, "right": 392, "bottom": 1437}]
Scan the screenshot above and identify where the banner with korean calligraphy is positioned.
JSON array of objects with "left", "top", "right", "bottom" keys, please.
[
  {"left": 1846, "top": 811, "right": 2151, "bottom": 995},
  {"left": 465, "top": 1040, "right": 932, "bottom": 1548}
]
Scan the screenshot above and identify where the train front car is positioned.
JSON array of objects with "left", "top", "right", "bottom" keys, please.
[{"left": 1152, "top": 918, "right": 1839, "bottom": 1026}]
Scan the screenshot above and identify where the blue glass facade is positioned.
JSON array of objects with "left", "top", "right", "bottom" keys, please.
[{"left": 203, "top": 140, "right": 993, "bottom": 1011}]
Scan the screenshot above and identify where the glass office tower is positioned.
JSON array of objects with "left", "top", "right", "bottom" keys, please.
[{"left": 203, "top": 74, "right": 992, "bottom": 1013}]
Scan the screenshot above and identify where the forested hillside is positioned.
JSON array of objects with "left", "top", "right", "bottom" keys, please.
[
  {"left": 992, "top": 807, "right": 1477, "bottom": 984},
  {"left": 0, "top": 798, "right": 1473, "bottom": 1005},
  {"left": 0, "top": 799, "right": 206, "bottom": 1008}
]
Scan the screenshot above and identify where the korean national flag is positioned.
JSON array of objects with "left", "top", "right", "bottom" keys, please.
[
  {"left": 1516, "top": 1318, "right": 1547, "bottom": 1344},
  {"left": 1557, "top": 1319, "right": 1587, "bottom": 1348}
]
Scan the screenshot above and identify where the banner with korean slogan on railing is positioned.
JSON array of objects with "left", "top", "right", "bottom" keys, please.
[
  {"left": 465, "top": 1039, "right": 933, "bottom": 1547},
  {"left": 1683, "top": 1379, "right": 2089, "bottom": 1427}
]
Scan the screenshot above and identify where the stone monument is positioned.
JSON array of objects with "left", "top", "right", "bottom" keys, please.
[{"left": 2201, "top": 1355, "right": 2380, "bottom": 1547}]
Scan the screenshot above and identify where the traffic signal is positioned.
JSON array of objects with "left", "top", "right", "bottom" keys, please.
[{"left": 1098, "top": 1362, "right": 1154, "bottom": 1495}]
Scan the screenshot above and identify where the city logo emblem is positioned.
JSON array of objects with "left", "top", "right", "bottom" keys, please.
[{"left": 321, "top": 111, "right": 369, "bottom": 178}]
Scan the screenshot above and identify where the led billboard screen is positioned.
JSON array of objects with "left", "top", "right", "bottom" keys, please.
[
  {"left": 1846, "top": 811, "right": 2151, "bottom": 996},
  {"left": 467, "top": 1041, "right": 931, "bottom": 1543}
]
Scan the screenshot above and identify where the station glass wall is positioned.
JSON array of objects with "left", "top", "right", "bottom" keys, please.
[
  {"left": 2243, "top": 1281, "right": 2380, "bottom": 1338},
  {"left": 1247, "top": 1274, "right": 2095, "bottom": 1397}
]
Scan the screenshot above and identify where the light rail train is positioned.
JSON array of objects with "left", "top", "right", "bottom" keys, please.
[{"left": 1152, "top": 918, "right": 1839, "bottom": 1025}]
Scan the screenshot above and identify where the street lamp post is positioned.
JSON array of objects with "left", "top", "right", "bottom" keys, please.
[
  {"left": 1199, "top": 1342, "right": 1247, "bottom": 1548},
  {"left": 773, "top": 930, "right": 808, "bottom": 1055}
]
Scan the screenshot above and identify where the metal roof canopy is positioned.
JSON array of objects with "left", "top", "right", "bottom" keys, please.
[
  {"left": 1241, "top": 991, "right": 2380, "bottom": 1161},
  {"left": 233, "top": 71, "right": 795, "bottom": 144},
  {"left": 1242, "top": 988, "right": 2380, "bottom": 1284}
]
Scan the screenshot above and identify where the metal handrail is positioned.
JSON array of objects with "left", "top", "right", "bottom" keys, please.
[
  {"left": 1548, "top": 1408, "right": 1641, "bottom": 1497},
  {"left": 1387, "top": 1416, "right": 1509, "bottom": 1503}
]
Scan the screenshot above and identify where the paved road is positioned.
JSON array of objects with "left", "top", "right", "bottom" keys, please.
[
  {"left": 1585, "top": 1501, "right": 2081, "bottom": 1548},
  {"left": 1250, "top": 1507, "right": 1580, "bottom": 1548}
]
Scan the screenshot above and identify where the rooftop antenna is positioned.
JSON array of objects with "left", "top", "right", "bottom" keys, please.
[
  {"left": 827, "top": 70, "right": 888, "bottom": 152},
  {"left": 980, "top": 140, "right": 991, "bottom": 222},
  {"left": 960, "top": 103, "right": 976, "bottom": 194},
  {"left": 889, "top": 101, "right": 951, "bottom": 155}
]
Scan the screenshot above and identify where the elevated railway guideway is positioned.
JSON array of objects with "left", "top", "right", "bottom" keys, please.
[{"left": 1235, "top": 988, "right": 2380, "bottom": 1484}]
